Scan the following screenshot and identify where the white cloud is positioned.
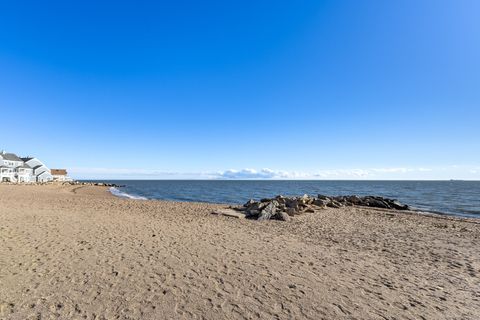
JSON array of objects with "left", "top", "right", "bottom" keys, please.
[
  {"left": 371, "top": 168, "right": 410, "bottom": 173},
  {"left": 218, "top": 168, "right": 277, "bottom": 179},
  {"left": 69, "top": 165, "right": 480, "bottom": 180}
]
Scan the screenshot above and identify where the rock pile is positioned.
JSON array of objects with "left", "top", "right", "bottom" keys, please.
[
  {"left": 239, "top": 194, "right": 410, "bottom": 221},
  {"left": 62, "top": 181, "right": 122, "bottom": 187},
  {"left": 0, "top": 180, "right": 122, "bottom": 187}
]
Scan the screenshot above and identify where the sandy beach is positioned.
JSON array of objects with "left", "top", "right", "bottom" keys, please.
[{"left": 0, "top": 185, "right": 479, "bottom": 320}]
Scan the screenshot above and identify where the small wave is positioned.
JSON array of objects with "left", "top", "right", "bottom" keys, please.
[{"left": 109, "top": 187, "right": 148, "bottom": 200}]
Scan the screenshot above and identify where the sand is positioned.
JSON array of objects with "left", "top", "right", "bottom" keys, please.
[{"left": 0, "top": 185, "right": 479, "bottom": 320}]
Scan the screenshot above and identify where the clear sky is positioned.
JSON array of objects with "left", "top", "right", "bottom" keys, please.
[{"left": 1, "top": 1, "right": 479, "bottom": 180}]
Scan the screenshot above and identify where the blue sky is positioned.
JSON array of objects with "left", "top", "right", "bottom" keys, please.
[{"left": 0, "top": 1, "right": 479, "bottom": 179}]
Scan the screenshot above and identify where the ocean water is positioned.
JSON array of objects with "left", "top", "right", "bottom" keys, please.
[{"left": 93, "top": 180, "right": 480, "bottom": 218}]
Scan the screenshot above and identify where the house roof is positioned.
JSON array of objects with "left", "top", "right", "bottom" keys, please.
[
  {"left": 21, "top": 157, "right": 34, "bottom": 162},
  {"left": 0, "top": 152, "right": 22, "bottom": 162},
  {"left": 51, "top": 169, "right": 67, "bottom": 175},
  {"left": 17, "top": 164, "right": 32, "bottom": 169}
]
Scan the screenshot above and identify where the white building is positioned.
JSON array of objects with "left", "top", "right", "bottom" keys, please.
[
  {"left": 16, "top": 164, "right": 34, "bottom": 183},
  {"left": 0, "top": 150, "right": 63, "bottom": 183},
  {"left": 22, "top": 157, "right": 54, "bottom": 182},
  {"left": 51, "top": 169, "right": 73, "bottom": 182}
]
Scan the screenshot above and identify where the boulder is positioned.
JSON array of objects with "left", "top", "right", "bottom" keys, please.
[
  {"left": 286, "top": 207, "right": 298, "bottom": 216},
  {"left": 245, "top": 209, "right": 260, "bottom": 218},
  {"left": 313, "top": 198, "right": 329, "bottom": 207},
  {"left": 285, "top": 198, "right": 299, "bottom": 209},
  {"left": 305, "top": 207, "right": 315, "bottom": 213},
  {"left": 258, "top": 200, "right": 279, "bottom": 221},
  {"left": 276, "top": 212, "right": 291, "bottom": 221},
  {"left": 327, "top": 200, "right": 342, "bottom": 208},
  {"left": 391, "top": 200, "right": 409, "bottom": 210},
  {"left": 299, "top": 194, "right": 312, "bottom": 205},
  {"left": 365, "top": 198, "right": 390, "bottom": 209},
  {"left": 275, "top": 195, "right": 286, "bottom": 204},
  {"left": 250, "top": 202, "right": 267, "bottom": 211},
  {"left": 346, "top": 195, "right": 362, "bottom": 205}
]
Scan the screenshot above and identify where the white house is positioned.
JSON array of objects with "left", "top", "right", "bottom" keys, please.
[
  {"left": 0, "top": 150, "right": 61, "bottom": 183},
  {"left": 0, "top": 152, "right": 30, "bottom": 183},
  {"left": 16, "top": 164, "right": 34, "bottom": 183},
  {"left": 0, "top": 165, "right": 16, "bottom": 182},
  {"left": 22, "top": 157, "right": 54, "bottom": 182},
  {"left": 51, "top": 169, "right": 73, "bottom": 182}
]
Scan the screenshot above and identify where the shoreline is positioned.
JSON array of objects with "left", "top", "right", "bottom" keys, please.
[
  {"left": 1, "top": 184, "right": 479, "bottom": 319},
  {"left": 107, "top": 185, "right": 480, "bottom": 222},
  {"left": 2, "top": 181, "right": 479, "bottom": 222},
  {"left": 6, "top": 179, "right": 478, "bottom": 219}
]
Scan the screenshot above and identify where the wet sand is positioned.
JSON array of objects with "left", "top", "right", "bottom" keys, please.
[{"left": 0, "top": 184, "right": 479, "bottom": 319}]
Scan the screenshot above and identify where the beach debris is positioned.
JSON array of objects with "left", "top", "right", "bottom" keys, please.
[
  {"left": 233, "top": 194, "right": 410, "bottom": 221},
  {"left": 211, "top": 209, "right": 246, "bottom": 219}
]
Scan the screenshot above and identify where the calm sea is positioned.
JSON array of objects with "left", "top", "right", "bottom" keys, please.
[{"left": 91, "top": 180, "right": 480, "bottom": 218}]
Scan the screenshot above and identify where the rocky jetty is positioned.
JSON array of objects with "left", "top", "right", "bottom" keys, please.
[
  {"left": 0, "top": 180, "right": 122, "bottom": 187},
  {"left": 62, "top": 181, "right": 123, "bottom": 187},
  {"left": 230, "top": 194, "right": 410, "bottom": 221}
]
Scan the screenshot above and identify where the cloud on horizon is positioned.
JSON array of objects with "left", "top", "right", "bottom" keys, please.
[{"left": 69, "top": 165, "right": 480, "bottom": 180}]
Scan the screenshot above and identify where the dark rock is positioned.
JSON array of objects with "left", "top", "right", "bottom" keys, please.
[
  {"left": 277, "top": 212, "right": 291, "bottom": 221},
  {"left": 345, "top": 195, "right": 362, "bottom": 205},
  {"left": 391, "top": 200, "right": 409, "bottom": 210},
  {"left": 285, "top": 198, "right": 298, "bottom": 207},
  {"left": 286, "top": 208, "right": 297, "bottom": 216},
  {"left": 249, "top": 202, "right": 263, "bottom": 211},
  {"left": 258, "top": 201, "right": 278, "bottom": 221},
  {"left": 305, "top": 207, "right": 315, "bottom": 213},
  {"left": 365, "top": 198, "right": 390, "bottom": 209},
  {"left": 245, "top": 209, "right": 260, "bottom": 218},
  {"left": 327, "top": 200, "right": 342, "bottom": 208},
  {"left": 313, "top": 198, "right": 328, "bottom": 207}
]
